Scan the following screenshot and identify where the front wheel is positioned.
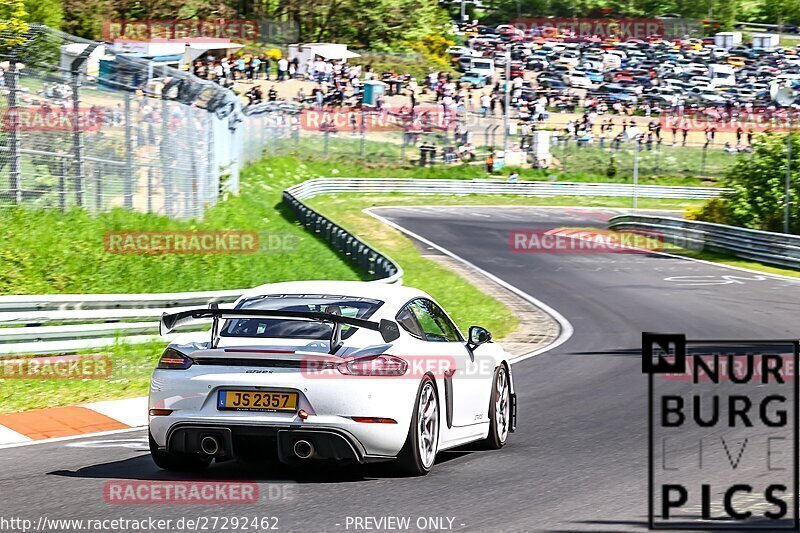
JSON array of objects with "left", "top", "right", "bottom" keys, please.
[
  {"left": 484, "top": 365, "right": 511, "bottom": 449},
  {"left": 395, "top": 377, "right": 439, "bottom": 476},
  {"left": 149, "top": 433, "right": 212, "bottom": 472}
]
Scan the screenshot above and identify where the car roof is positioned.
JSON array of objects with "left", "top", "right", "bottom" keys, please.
[{"left": 238, "top": 280, "right": 429, "bottom": 309}]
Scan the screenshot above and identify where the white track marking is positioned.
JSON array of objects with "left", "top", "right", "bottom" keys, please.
[
  {"left": 0, "top": 425, "right": 145, "bottom": 450},
  {"left": 0, "top": 426, "right": 32, "bottom": 445},
  {"left": 83, "top": 397, "right": 148, "bottom": 427}
]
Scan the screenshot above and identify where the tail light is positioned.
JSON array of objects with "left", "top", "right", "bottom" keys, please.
[
  {"left": 156, "top": 348, "right": 194, "bottom": 370},
  {"left": 337, "top": 355, "right": 408, "bottom": 376}
]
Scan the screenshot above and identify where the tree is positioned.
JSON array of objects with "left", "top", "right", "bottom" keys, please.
[
  {"left": 24, "top": 0, "right": 63, "bottom": 30},
  {"left": 0, "top": 0, "right": 29, "bottom": 55},
  {"left": 691, "top": 132, "right": 800, "bottom": 233}
]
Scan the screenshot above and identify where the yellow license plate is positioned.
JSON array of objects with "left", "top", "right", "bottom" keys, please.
[{"left": 217, "top": 390, "right": 298, "bottom": 412}]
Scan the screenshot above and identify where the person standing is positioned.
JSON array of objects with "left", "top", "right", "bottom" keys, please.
[
  {"left": 480, "top": 93, "right": 490, "bottom": 117},
  {"left": 235, "top": 56, "right": 245, "bottom": 80},
  {"left": 221, "top": 57, "right": 231, "bottom": 81},
  {"left": 251, "top": 56, "right": 261, "bottom": 80},
  {"left": 277, "top": 57, "right": 288, "bottom": 81},
  {"left": 263, "top": 57, "right": 271, "bottom": 80}
]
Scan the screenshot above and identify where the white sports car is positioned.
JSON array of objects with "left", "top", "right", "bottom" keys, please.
[{"left": 149, "top": 281, "right": 516, "bottom": 475}]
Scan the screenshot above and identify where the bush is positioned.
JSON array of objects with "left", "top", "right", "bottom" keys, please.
[
  {"left": 686, "top": 198, "right": 733, "bottom": 225},
  {"left": 351, "top": 51, "right": 456, "bottom": 80},
  {"left": 691, "top": 132, "right": 800, "bottom": 233}
]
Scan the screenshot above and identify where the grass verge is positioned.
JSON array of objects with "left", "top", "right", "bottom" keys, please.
[
  {"left": 0, "top": 342, "right": 162, "bottom": 414},
  {"left": 269, "top": 141, "right": 724, "bottom": 186},
  {"left": 0, "top": 159, "right": 361, "bottom": 294}
]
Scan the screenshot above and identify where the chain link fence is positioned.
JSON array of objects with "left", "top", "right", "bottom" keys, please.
[
  {"left": 0, "top": 25, "right": 743, "bottom": 220},
  {"left": 255, "top": 108, "right": 742, "bottom": 182},
  {"left": 0, "top": 25, "right": 257, "bottom": 218}
]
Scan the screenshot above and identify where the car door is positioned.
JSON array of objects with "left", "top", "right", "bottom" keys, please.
[{"left": 397, "top": 299, "right": 485, "bottom": 428}]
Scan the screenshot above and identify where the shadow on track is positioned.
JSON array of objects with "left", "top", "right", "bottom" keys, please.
[{"left": 47, "top": 443, "right": 486, "bottom": 483}]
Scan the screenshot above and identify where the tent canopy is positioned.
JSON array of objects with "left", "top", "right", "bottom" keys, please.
[{"left": 309, "top": 45, "right": 360, "bottom": 61}]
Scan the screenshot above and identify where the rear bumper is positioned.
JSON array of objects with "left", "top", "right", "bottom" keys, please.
[{"left": 160, "top": 422, "right": 395, "bottom": 464}]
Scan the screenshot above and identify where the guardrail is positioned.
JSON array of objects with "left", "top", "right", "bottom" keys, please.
[
  {"left": 286, "top": 178, "right": 727, "bottom": 200},
  {"left": 2, "top": 178, "right": 724, "bottom": 355},
  {"left": 282, "top": 187, "right": 403, "bottom": 283},
  {"left": 608, "top": 215, "right": 800, "bottom": 270},
  {"left": 0, "top": 290, "right": 243, "bottom": 312}
]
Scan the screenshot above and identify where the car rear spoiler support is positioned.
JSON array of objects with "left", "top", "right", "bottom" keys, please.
[{"left": 160, "top": 307, "right": 401, "bottom": 350}]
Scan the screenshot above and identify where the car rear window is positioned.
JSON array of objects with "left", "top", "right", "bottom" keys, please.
[{"left": 220, "top": 294, "right": 383, "bottom": 340}]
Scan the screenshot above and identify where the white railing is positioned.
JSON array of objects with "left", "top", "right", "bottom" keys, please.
[
  {"left": 287, "top": 178, "right": 726, "bottom": 200},
  {"left": 609, "top": 215, "right": 800, "bottom": 270}
]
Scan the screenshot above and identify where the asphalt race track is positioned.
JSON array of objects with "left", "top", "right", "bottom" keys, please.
[{"left": 3, "top": 206, "right": 800, "bottom": 532}]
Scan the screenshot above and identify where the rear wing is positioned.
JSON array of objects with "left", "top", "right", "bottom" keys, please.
[{"left": 159, "top": 307, "right": 401, "bottom": 344}]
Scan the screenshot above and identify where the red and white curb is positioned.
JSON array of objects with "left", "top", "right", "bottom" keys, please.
[{"left": 0, "top": 396, "right": 147, "bottom": 447}]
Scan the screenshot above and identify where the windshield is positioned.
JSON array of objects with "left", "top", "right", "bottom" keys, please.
[{"left": 220, "top": 294, "right": 383, "bottom": 340}]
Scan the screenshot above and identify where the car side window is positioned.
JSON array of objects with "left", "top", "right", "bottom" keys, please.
[
  {"left": 406, "top": 299, "right": 462, "bottom": 343},
  {"left": 396, "top": 305, "right": 424, "bottom": 339}
]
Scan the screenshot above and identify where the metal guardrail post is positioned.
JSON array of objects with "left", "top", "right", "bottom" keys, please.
[
  {"left": 785, "top": 131, "right": 793, "bottom": 234},
  {"left": 700, "top": 143, "right": 708, "bottom": 179},
  {"left": 359, "top": 110, "right": 366, "bottom": 158},
  {"left": 70, "top": 46, "right": 97, "bottom": 208},
  {"left": 160, "top": 97, "right": 172, "bottom": 216},
  {"left": 207, "top": 113, "right": 215, "bottom": 203},
  {"left": 7, "top": 61, "right": 22, "bottom": 205},
  {"left": 633, "top": 137, "right": 640, "bottom": 209},
  {"left": 147, "top": 167, "right": 153, "bottom": 213},
  {"left": 59, "top": 159, "right": 68, "bottom": 211},
  {"left": 123, "top": 91, "right": 134, "bottom": 209},
  {"left": 94, "top": 163, "right": 103, "bottom": 211}
]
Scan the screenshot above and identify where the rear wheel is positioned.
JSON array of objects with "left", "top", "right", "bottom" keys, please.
[
  {"left": 484, "top": 365, "right": 511, "bottom": 449},
  {"left": 149, "top": 433, "right": 212, "bottom": 472},
  {"left": 396, "top": 377, "right": 439, "bottom": 476}
]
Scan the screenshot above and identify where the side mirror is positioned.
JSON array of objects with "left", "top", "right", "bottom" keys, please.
[{"left": 468, "top": 326, "right": 492, "bottom": 349}]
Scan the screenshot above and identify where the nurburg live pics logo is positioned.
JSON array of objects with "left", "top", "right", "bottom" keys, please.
[{"left": 642, "top": 332, "right": 799, "bottom": 530}]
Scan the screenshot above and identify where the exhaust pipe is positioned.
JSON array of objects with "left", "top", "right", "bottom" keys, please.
[
  {"left": 200, "top": 435, "right": 221, "bottom": 455},
  {"left": 293, "top": 439, "right": 314, "bottom": 459}
]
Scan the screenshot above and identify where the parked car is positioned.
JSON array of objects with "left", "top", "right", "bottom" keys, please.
[{"left": 460, "top": 71, "right": 490, "bottom": 88}]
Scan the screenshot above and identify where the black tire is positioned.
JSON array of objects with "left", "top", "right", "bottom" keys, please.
[
  {"left": 395, "top": 376, "right": 439, "bottom": 476},
  {"left": 484, "top": 365, "right": 511, "bottom": 450},
  {"left": 149, "top": 433, "right": 212, "bottom": 472}
]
